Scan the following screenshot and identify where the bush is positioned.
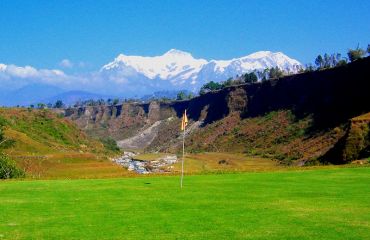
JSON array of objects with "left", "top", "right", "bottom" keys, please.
[
  {"left": 0, "top": 153, "right": 25, "bottom": 179},
  {"left": 100, "top": 137, "right": 120, "bottom": 152},
  {"left": 304, "top": 158, "right": 321, "bottom": 166},
  {"left": 199, "top": 81, "right": 223, "bottom": 94},
  {"left": 347, "top": 47, "right": 365, "bottom": 62},
  {"left": 218, "top": 159, "right": 229, "bottom": 165}
]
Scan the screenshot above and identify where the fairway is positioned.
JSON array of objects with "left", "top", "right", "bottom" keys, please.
[{"left": 1, "top": 167, "right": 369, "bottom": 239}]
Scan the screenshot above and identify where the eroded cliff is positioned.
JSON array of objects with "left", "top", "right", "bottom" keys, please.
[{"left": 63, "top": 57, "right": 370, "bottom": 164}]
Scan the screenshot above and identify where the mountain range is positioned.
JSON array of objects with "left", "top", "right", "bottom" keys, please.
[
  {"left": 0, "top": 50, "right": 302, "bottom": 106},
  {"left": 101, "top": 49, "right": 302, "bottom": 91}
]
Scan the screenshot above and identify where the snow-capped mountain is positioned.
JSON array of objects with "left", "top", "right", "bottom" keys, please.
[
  {"left": 101, "top": 49, "right": 302, "bottom": 90},
  {"left": 0, "top": 49, "right": 302, "bottom": 106}
]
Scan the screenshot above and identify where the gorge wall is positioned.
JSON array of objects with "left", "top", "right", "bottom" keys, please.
[{"left": 62, "top": 57, "right": 370, "bottom": 163}]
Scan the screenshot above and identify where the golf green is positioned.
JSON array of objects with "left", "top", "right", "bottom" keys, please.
[{"left": 0, "top": 167, "right": 369, "bottom": 239}]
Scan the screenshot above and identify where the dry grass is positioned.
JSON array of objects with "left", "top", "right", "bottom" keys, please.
[
  {"left": 133, "top": 153, "right": 168, "bottom": 161},
  {"left": 352, "top": 112, "right": 370, "bottom": 121},
  {"left": 172, "top": 152, "right": 282, "bottom": 174},
  {"left": 185, "top": 111, "right": 346, "bottom": 164}
]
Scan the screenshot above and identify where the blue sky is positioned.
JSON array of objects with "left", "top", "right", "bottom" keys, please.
[{"left": 0, "top": 0, "right": 369, "bottom": 70}]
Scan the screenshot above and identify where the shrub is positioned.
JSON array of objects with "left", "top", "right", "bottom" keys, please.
[
  {"left": 199, "top": 81, "right": 223, "bottom": 94},
  {"left": 304, "top": 158, "right": 321, "bottom": 166},
  {"left": 347, "top": 47, "right": 365, "bottom": 62},
  {"left": 100, "top": 137, "right": 120, "bottom": 152},
  {"left": 0, "top": 153, "right": 25, "bottom": 179},
  {"left": 218, "top": 159, "right": 229, "bottom": 165}
]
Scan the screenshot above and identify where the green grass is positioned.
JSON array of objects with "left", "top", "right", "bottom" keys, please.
[{"left": 1, "top": 167, "right": 369, "bottom": 239}]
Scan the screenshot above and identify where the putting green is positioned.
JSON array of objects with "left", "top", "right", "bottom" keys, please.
[{"left": 0, "top": 167, "right": 369, "bottom": 239}]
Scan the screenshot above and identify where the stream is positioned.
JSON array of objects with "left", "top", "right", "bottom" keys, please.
[{"left": 112, "top": 152, "right": 178, "bottom": 174}]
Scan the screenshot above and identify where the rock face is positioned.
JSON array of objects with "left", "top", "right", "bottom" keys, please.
[
  {"left": 117, "top": 120, "right": 162, "bottom": 150},
  {"left": 63, "top": 101, "right": 174, "bottom": 141}
]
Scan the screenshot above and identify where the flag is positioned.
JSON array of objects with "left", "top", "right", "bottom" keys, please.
[
  {"left": 181, "top": 109, "right": 188, "bottom": 131},
  {"left": 180, "top": 109, "right": 188, "bottom": 189}
]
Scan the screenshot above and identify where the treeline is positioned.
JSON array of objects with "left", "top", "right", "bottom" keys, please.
[
  {"left": 305, "top": 44, "right": 370, "bottom": 72},
  {"left": 199, "top": 44, "right": 370, "bottom": 94},
  {"left": 28, "top": 100, "right": 66, "bottom": 109},
  {"left": 199, "top": 69, "right": 284, "bottom": 95},
  {"left": 23, "top": 98, "right": 122, "bottom": 110}
]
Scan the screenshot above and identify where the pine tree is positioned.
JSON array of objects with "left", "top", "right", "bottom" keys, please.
[{"left": 315, "top": 55, "right": 324, "bottom": 69}]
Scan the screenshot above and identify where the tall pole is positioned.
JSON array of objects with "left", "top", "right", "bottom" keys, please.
[{"left": 180, "top": 126, "right": 185, "bottom": 188}]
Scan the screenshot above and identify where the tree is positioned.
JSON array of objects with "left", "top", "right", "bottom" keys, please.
[
  {"left": 367, "top": 44, "right": 370, "bottom": 55},
  {"left": 268, "top": 67, "right": 284, "bottom": 79},
  {"left": 256, "top": 70, "right": 265, "bottom": 80},
  {"left": 332, "top": 53, "right": 341, "bottom": 67},
  {"left": 37, "top": 103, "right": 46, "bottom": 109},
  {"left": 54, "top": 100, "right": 64, "bottom": 108},
  {"left": 297, "top": 66, "right": 305, "bottom": 73},
  {"left": 176, "top": 91, "right": 187, "bottom": 100},
  {"left": 315, "top": 55, "right": 324, "bottom": 69},
  {"left": 97, "top": 99, "right": 105, "bottom": 106},
  {"left": 262, "top": 68, "right": 270, "bottom": 81},
  {"left": 348, "top": 47, "right": 365, "bottom": 62},
  {"left": 0, "top": 153, "right": 25, "bottom": 179},
  {"left": 199, "top": 81, "right": 223, "bottom": 94},
  {"left": 323, "top": 53, "right": 331, "bottom": 68},
  {"left": 337, "top": 59, "right": 347, "bottom": 67},
  {"left": 222, "top": 78, "right": 234, "bottom": 87},
  {"left": 243, "top": 72, "right": 258, "bottom": 84},
  {"left": 304, "top": 64, "right": 315, "bottom": 72},
  {"left": 112, "top": 98, "right": 119, "bottom": 105}
]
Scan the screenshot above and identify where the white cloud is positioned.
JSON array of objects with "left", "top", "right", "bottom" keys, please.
[
  {"left": 59, "top": 59, "right": 73, "bottom": 68},
  {"left": 0, "top": 63, "right": 71, "bottom": 90}
]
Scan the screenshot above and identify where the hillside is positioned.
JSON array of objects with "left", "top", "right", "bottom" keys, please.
[
  {"left": 64, "top": 57, "right": 370, "bottom": 165},
  {"left": 0, "top": 108, "right": 126, "bottom": 178}
]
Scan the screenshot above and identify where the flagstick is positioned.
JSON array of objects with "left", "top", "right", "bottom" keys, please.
[{"left": 180, "top": 125, "right": 185, "bottom": 189}]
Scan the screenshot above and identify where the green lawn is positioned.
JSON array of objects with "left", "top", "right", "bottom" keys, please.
[{"left": 0, "top": 167, "right": 369, "bottom": 239}]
